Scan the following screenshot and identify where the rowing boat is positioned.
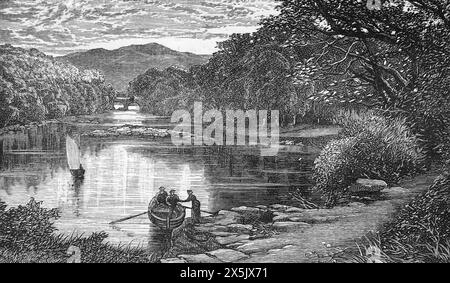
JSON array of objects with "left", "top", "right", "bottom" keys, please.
[{"left": 148, "top": 198, "right": 185, "bottom": 230}]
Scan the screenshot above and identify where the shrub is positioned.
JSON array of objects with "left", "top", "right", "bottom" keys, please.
[
  {"left": 312, "top": 137, "right": 358, "bottom": 206},
  {"left": 0, "top": 199, "right": 58, "bottom": 249},
  {"left": 379, "top": 164, "right": 450, "bottom": 262},
  {"left": 0, "top": 198, "right": 154, "bottom": 263},
  {"left": 0, "top": 198, "right": 59, "bottom": 251},
  {"left": 313, "top": 111, "right": 425, "bottom": 206}
]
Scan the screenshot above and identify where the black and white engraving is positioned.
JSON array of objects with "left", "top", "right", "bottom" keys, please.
[{"left": 0, "top": 0, "right": 449, "bottom": 264}]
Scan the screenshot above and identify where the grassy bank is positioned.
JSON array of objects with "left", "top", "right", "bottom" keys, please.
[
  {"left": 0, "top": 198, "right": 156, "bottom": 263},
  {"left": 335, "top": 165, "right": 450, "bottom": 263}
]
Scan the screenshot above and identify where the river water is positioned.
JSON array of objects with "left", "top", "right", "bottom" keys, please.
[{"left": 0, "top": 110, "right": 317, "bottom": 249}]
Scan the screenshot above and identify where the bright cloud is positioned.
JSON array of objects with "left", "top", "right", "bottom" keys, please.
[{"left": 0, "top": 0, "right": 278, "bottom": 55}]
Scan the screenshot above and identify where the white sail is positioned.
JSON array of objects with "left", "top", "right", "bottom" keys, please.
[{"left": 66, "top": 135, "right": 81, "bottom": 170}]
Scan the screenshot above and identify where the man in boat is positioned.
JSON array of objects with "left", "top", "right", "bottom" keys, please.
[
  {"left": 156, "top": 186, "right": 168, "bottom": 204},
  {"left": 166, "top": 189, "right": 181, "bottom": 229},
  {"left": 181, "top": 190, "right": 201, "bottom": 224}
]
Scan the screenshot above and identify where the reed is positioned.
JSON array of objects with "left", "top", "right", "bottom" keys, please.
[{"left": 0, "top": 198, "right": 157, "bottom": 263}]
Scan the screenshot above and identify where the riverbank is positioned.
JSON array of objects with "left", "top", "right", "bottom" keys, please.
[
  {"left": 162, "top": 171, "right": 438, "bottom": 263},
  {"left": 2, "top": 114, "right": 436, "bottom": 263},
  {"left": 0, "top": 171, "right": 439, "bottom": 263},
  {"left": 0, "top": 198, "right": 158, "bottom": 263},
  {"left": 82, "top": 124, "right": 171, "bottom": 138},
  {"left": 1, "top": 114, "right": 340, "bottom": 144}
]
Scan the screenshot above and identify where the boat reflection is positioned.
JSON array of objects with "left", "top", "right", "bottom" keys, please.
[{"left": 0, "top": 117, "right": 315, "bottom": 249}]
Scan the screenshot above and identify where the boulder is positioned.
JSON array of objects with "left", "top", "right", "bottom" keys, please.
[{"left": 349, "top": 179, "right": 387, "bottom": 193}]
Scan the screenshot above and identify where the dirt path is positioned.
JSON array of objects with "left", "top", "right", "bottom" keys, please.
[
  {"left": 237, "top": 173, "right": 438, "bottom": 263},
  {"left": 165, "top": 172, "right": 438, "bottom": 263}
]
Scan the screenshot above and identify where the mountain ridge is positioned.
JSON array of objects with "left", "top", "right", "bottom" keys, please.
[{"left": 59, "top": 43, "right": 211, "bottom": 92}]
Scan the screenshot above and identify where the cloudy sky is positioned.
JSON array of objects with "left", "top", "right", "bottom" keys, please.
[{"left": 0, "top": 0, "right": 278, "bottom": 55}]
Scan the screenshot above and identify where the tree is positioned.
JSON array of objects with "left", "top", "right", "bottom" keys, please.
[{"left": 262, "top": 0, "right": 450, "bottom": 155}]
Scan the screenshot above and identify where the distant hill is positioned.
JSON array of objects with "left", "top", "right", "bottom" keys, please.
[
  {"left": 59, "top": 43, "right": 210, "bottom": 92},
  {"left": 0, "top": 44, "right": 116, "bottom": 127}
]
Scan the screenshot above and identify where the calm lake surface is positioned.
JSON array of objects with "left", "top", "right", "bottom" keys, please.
[{"left": 0, "top": 110, "right": 316, "bottom": 249}]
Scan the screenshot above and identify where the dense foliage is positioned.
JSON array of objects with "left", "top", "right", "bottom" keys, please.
[
  {"left": 0, "top": 198, "right": 59, "bottom": 250},
  {"left": 313, "top": 111, "right": 424, "bottom": 206},
  {"left": 128, "top": 67, "right": 199, "bottom": 116},
  {"left": 0, "top": 44, "right": 116, "bottom": 127},
  {"left": 379, "top": 163, "right": 450, "bottom": 262},
  {"left": 0, "top": 198, "right": 153, "bottom": 263},
  {"left": 262, "top": 0, "right": 450, "bottom": 156},
  {"left": 129, "top": 0, "right": 449, "bottom": 156},
  {"left": 127, "top": 36, "right": 316, "bottom": 126}
]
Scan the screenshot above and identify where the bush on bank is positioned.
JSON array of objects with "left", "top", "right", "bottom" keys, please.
[
  {"left": 343, "top": 164, "right": 450, "bottom": 263},
  {"left": 379, "top": 163, "right": 450, "bottom": 262},
  {"left": 0, "top": 198, "right": 153, "bottom": 263},
  {"left": 313, "top": 111, "right": 425, "bottom": 206}
]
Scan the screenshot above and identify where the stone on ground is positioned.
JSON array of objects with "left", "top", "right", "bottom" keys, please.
[
  {"left": 207, "top": 249, "right": 249, "bottom": 262},
  {"left": 349, "top": 178, "right": 388, "bottom": 193}
]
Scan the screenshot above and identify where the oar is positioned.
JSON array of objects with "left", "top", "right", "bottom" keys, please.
[
  {"left": 180, "top": 205, "right": 219, "bottom": 216},
  {"left": 109, "top": 211, "right": 147, "bottom": 225}
]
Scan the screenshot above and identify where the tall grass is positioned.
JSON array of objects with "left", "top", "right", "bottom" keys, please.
[
  {"left": 313, "top": 110, "right": 425, "bottom": 206},
  {"left": 0, "top": 198, "right": 158, "bottom": 263},
  {"left": 336, "top": 166, "right": 450, "bottom": 263},
  {"left": 340, "top": 233, "right": 450, "bottom": 263}
]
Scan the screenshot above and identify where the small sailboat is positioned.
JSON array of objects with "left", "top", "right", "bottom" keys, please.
[{"left": 66, "top": 135, "right": 85, "bottom": 179}]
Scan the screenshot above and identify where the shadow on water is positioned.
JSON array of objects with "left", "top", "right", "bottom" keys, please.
[{"left": 0, "top": 112, "right": 319, "bottom": 251}]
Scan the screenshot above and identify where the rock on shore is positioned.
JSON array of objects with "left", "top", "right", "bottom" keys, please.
[
  {"left": 83, "top": 124, "right": 171, "bottom": 138},
  {"left": 349, "top": 178, "right": 388, "bottom": 193},
  {"left": 163, "top": 203, "right": 337, "bottom": 263}
]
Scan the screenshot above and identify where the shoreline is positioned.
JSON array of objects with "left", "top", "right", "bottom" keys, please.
[
  {"left": 0, "top": 170, "right": 438, "bottom": 263},
  {"left": 162, "top": 171, "right": 438, "bottom": 263}
]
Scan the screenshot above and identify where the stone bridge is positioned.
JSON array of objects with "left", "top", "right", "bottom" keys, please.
[{"left": 114, "top": 96, "right": 138, "bottom": 111}]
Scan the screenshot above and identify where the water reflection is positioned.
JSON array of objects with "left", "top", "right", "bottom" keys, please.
[{"left": 0, "top": 114, "right": 316, "bottom": 248}]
